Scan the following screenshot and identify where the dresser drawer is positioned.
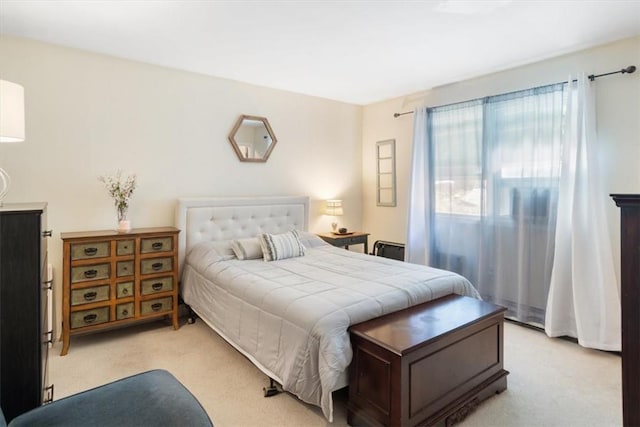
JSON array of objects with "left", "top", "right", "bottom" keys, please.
[
  {"left": 116, "top": 239, "right": 135, "bottom": 256},
  {"left": 70, "top": 307, "right": 109, "bottom": 329},
  {"left": 116, "top": 281, "right": 134, "bottom": 298},
  {"left": 71, "top": 263, "right": 110, "bottom": 283},
  {"left": 344, "top": 236, "right": 365, "bottom": 245},
  {"left": 140, "top": 257, "right": 173, "bottom": 275},
  {"left": 141, "top": 237, "right": 173, "bottom": 254},
  {"left": 116, "top": 302, "right": 134, "bottom": 320},
  {"left": 71, "top": 241, "right": 110, "bottom": 260},
  {"left": 116, "top": 260, "right": 134, "bottom": 277},
  {"left": 140, "top": 297, "right": 173, "bottom": 315},
  {"left": 141, "top": 276, "right": 173, "bottom": 295},
  {"left": 71, "top": 285, "right": 110, "bottom": 306}
]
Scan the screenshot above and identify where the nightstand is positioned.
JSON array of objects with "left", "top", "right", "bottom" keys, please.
[{"left": 317, "top": 231, "right": 370, "bottom": 253}]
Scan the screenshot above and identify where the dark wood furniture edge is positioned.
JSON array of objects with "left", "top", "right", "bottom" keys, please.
[
  {"left": 0, "top": 205, "right": 50, "bottom": 421},
  {"left": 349, "top": 294, "right": 507, "bottom": 356},
  {"left": 611, "top": 194, "right": 640, "bottom": 427},
  {"left": 347, "top": 369, "right": 508, "bottom": 427}
]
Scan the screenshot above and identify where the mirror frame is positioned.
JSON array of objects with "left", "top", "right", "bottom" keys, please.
[
  {"left": 228, "top": 114, "right": 278, "bottom": 162},
  {"left": 376, "top": 139, "right": 397, "bottom": 207}
]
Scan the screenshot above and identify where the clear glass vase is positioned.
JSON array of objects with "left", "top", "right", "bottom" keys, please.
[
  {"left": 117, "top": 205, "right": 127, "bottom": 222},
  {"left": 117, "top": 205, "right": 131, "bottom": 232}
]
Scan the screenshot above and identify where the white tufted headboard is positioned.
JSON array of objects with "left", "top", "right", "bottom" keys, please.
[{"left": 175, "top": 196, "right": 309, "bottom": 273}]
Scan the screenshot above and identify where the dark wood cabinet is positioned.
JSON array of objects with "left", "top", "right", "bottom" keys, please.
[
  {"left": 348, "top": 295, "right": 508, "bottom": 426},
  {"left": 611, "top": 194, "right": 640, "bottom": 427},
  {"left": 0, "top": 203, "right": 52, "bottom": 422}
]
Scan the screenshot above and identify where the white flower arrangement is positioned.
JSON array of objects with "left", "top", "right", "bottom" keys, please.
[{"left": 99, "top": 170, "right": 137, "bottom": 221}]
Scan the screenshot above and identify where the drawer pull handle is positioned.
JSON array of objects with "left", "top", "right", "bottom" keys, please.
[
  {"left": 151, "top": 262, "right": 163, "bottom": 271},
  {"left": 83, "top": 291, "right": 97, "bottom": 301},
  {"left": 83, "top": 314, "right": 97, "bottom": 324},
  {"left": 84, "top": 247, "right": 98, "bottom": 256},
  {"left": 122, "top": 288, "right": 129, "bottom": 295},
  {"left": 151, "top": 303, "right": 163, "bottom": 311},
  {"left": 84, "top": 269, "right": 98, "bottom": 279},
  {"left": 151, "top": 242, "right": 164, "bottom": 250},
  {"left": 152, "top": 282, "right": 163, "bottom": 291},
  {"left": 44, "top": 385, "right": 54, "bottom": 403},
  {"left": 121, "top": 309, "right": 129, "bottom": 316},
  {"left": 43, "top": 330, "right": 53, "bottom": 345}
]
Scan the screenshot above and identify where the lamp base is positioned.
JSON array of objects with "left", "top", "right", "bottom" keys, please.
[
  {"left": 0, "top": 167, "right": 11, "bottom": 206},
  {"left": 331, "top": 222, "right": 338, "bottom": 231}
]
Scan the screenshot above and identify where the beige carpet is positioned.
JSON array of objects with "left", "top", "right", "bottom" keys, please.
[{"left": 49, "top": 318, "right": 621, "bottom": 427}]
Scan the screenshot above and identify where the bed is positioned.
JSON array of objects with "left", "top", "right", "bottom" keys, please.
[{"left": 175, "top": 196, "right": 480, "bottom": 421}]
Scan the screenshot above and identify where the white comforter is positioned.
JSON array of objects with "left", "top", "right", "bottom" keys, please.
[{"left": 181, "top": 235, "right": 479, "bottom": 421}]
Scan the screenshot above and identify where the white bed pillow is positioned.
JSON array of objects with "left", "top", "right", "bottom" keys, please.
[
  {"left": 230, "top": 237, "right": 264, "bottom": 260},
  {"left": 297, "top": 231, "right": 331, "bottom": 249},
  {"left": 258, "top": 230, "right": 306, "bottom": 261}
]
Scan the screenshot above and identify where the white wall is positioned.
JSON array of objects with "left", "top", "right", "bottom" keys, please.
[
  {"left": 362, "top": 36, "right": 640, "bottom": 284},
  {"left": 3, "top": 34, "right": 638, "bottom": 341},
  {"left": 0, "top": 36, "right": 363, "bottom": 335}
]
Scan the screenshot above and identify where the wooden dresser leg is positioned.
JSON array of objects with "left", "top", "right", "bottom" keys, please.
[
  {"left": 172, "top": 311, "right": 179, "bottom": 330},
  {"left": 60, "top": 335, "right": 70, "bottom": 356}
]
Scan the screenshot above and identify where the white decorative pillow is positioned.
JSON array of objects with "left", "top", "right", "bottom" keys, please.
[
  {"left": 230, "top": 237, "right": 263, "bottom": 260},
  {"left": 297, "top": 231, "right": 331, "bottom": 248},
  {"left": 258, "top": 230, "right": 306, "bottom": 261}
]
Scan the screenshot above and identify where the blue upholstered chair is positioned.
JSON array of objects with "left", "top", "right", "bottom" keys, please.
[{"left": 1, "top": 369, "right": 212, "bottom": 427}]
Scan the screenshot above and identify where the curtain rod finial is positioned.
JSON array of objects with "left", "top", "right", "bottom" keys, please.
[{"left": 622, "top": 65, "right": 636, "bottom": 74}]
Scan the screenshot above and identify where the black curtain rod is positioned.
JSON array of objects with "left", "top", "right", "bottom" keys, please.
[{"left": 393, "top": 65, "right": 637, "bottom": 118}]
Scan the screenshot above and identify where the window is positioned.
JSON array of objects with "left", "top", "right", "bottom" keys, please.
[
  {"left": 431, "top": 84, "right": 565, "bottom": 220},
  {"left": 432, "top": 100, "right": 483, "bottom": 215},
  {"left": 428, "top": 83, "right": 566, "bottom": 324}
]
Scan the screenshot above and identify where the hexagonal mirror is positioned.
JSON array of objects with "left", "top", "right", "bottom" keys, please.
[{"left": 228, "top": 115, "right": 278, "bottom": 162}]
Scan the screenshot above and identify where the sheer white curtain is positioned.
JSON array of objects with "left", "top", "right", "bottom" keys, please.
[
  {"left": 407, "top": 85, "right": 566, "bottom": 325},
  {"left": 545, "top": 74, "right": 621, "bottom": 350},
  {"left": 406, "top": 107, "right": 431, "bottom": 265},
  {"left": 477, "top": 87, "right": 564, "bottom": 323},
  {"left": 407, "top": 76, "right": 621, "bottom": 349}
]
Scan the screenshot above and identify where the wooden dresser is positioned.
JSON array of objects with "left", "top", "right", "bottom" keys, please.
[
  {"left": 60, "top": 227, "right": 180, "bottom": 355},
  {"left": 611, "top": 194, "right": 640, "bottom": 427},
  {"left": 0, "top": 203, "right": 53, "bottom": 422}
]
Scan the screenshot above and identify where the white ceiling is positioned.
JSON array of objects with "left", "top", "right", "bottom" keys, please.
[{"left": 1, "top": 1, "right": 639, "bottom": 105}]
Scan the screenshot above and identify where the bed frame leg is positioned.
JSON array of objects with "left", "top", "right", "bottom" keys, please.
[
  {"left": 187, "top": 306, "right": 198, "bottom": 324},
  {"left": 263, "top": 378, "right": 280, "bottom": 397}
]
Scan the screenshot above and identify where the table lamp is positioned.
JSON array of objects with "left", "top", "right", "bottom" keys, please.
[{"left": 325, "top": 199, "right": 343, "bottom": 232}]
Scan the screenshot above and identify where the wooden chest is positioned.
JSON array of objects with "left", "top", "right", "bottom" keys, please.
[
  {"left": 348, "top": 294, "right": 508, "bottom": 427},
  {"left": 60, "top": 227, "right": 180, "bottom": 355}
]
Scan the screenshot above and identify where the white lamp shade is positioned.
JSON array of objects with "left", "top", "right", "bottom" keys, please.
[
  {"left": 0, "top": 79, "right": 25, "bottom": 143},
  {"left": 325, "top": 199, "right": 344, "bottom": 216}
]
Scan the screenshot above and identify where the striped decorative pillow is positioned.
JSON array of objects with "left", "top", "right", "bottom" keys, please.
[{"left": 258, "top": 230, "right": 306, "bottom": 261}]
